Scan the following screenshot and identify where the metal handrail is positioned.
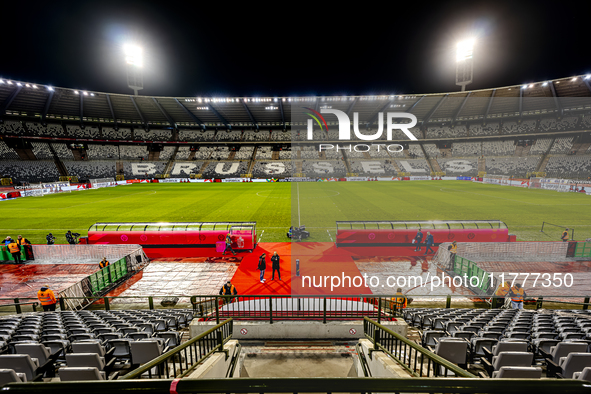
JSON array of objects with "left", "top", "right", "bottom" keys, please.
[
  {"left": 120, "top": 318, "right": 233, "bottom": 379},
  {"left": 3, "top": 377, "right": 590, "bottom": 393},
  {"left": 363, "top": 317, "right": 476, "bottom": 378}
]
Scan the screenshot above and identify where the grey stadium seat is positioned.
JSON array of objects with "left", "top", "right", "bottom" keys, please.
[
  {"left": 58, "top": 367, "right": 105, "bottom": 381},
  {"left": 492, "top": 366, "right": 543, "bottom": 379},
  {"left": 0, "top": 368, "right": 27, "bottom": 386}
]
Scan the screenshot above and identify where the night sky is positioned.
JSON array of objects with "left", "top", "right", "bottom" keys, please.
[{"left": 2, "top": 0, "right": 589, "bottom": 97}]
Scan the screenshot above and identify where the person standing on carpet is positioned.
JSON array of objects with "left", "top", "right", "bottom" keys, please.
[
  {"left": 271, "top": 251, "right": 281, "bottom": 280},
  {"left": 257, "top": 253, "right": 267, "bottom": 283}
]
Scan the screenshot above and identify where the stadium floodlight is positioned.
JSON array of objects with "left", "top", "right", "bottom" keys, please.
[
  {"left": 542, "top": 82, "right": 548, "bottom": 86},
  {"left": 455, "top": 39, "right": 475, "bottom": 91},
  {"left": 456, "top": 39, "right": 475, "bottom": 62},
  {"left": 529, "top": 84, "right": 534, "bottom": 88},
  {"left": 7, "top": 80, "right": 13, "bottom": 85},
  {"left": 74, "top": 90, "right": 79, "bottom": 94},
  {"left": 0, "top": 79, "right": 4, "bottom": 84},
  {"left": 124, "top": 44, "right": 144, "bottom": 96},
  {"left": 16, "top": 82, "right": 22, "bottom": 86},
  {"left": 32, "top": 84, "right": 37, "bottom": 89},
  {"left": 124, "top": 44, "right": 143, "bottom": 67},
  {"left": 585, "top": 75, "right": 590, "bottom": 80},
  {"left": 571, "top": 77, "right": 578, "bottom": 82},
  {"left": 47, "top": 86, "right": 54, "bottom": 91}
]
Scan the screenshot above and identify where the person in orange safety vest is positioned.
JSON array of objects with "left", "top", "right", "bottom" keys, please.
[
  {"left": 493, "top": 281, "right": 511, "bottom": 308},
  {"left": 37, "top": 286, "right": 58, "bottom": 311},
  {"left": 390, "top": 288, "right": 408, "bottom": 312},
  {"left": 509, "top": 283, "right": 526, "bottom": 310},
  {"left": 7, "top": 238, "right": 22, "bottom": 264}
]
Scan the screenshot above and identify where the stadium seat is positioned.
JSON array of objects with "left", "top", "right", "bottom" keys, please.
[
  {"left": 0, "top": 368, "right": 26, "bottom": 386},
  {"left": 0, "top": 354, "right": 43, "bottom": 381},
  {"left": 573, "top": 366, "right": 591, "bottom": 380},
  {"left": 483, "top": 340, "right": 528, "bottom": 362},
  {"left": 14, "top": 343, "right": 59, "bottom": 377},
  {"left": 554, "top": 353, "right": 591, "bottom": 379},
  {"left": 130, "top": 339, "right": 168, "bottom": 366},
  {"left": 58, "top": 367, "right": 105, "bottom": 381},
  {"left": 433, "top": 338, "right": 469, "bottom": 369},
  {"left": 482, "top": 351, "right": 534, "bottom": 377},
  {"left": 540, "top": 341, "right": 588, "bottom": 363},
  {"left": 492, "top": 366, "right": 542, "bottom": 379}
]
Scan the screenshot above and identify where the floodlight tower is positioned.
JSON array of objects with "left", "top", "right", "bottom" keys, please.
[
  {"left": 456, "top": 39, "right": 474, "bottom": 91},
  {"left": 124, "top": 44, "right": 143, "bottom": 96}
]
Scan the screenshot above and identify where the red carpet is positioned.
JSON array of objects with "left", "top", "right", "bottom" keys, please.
[{"left": 229, "top": 242, "right": 292, "bottom": 295}]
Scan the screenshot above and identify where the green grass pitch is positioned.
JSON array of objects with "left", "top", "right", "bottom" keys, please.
[{"left": 0, "top": 181, "right": 590, "bottom": 244}]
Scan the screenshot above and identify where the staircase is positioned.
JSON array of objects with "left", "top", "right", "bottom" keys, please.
[
  {"left": 341, "top": 151, "right": 352, "bottom": 174},
  {"left": 272, "top": 151, "right": 280, "bottom": 160},
  {"left": 428, "top": 158, "right": 442, "bottom": 173},
  {"left": 48, "top": 143, "right": 68, "bottom": 177},
  {"left": 163, "top": 146, "right": 179, "bottom": 176},
  {"left": 574, "top": 142, "right": 591, "bottom": 155},
  {"left": 536, "top": 138, "right": 556, "bottom": 172},
  {"left": 14, "top": 147, "right": 35, "bottom": 160},
  {"left": 148, "top": 150, "right": 160, "bottom": 161},
  {"left": 478, "top": 157, "right": 486, "bottom": 173},
  {"left": 116, "top": 162, "right": 124, "bottom": 177},
  {"left": 439, "top": 148, "right": 452, "bottom": 157},
  {"left": 198, "top": 161, "right": 210, "bottom": 177},
  {"left": 295, "top": 161, "right": 303, "bottom": 174},
  {"left": 390, "top": 160, "right": 401, "bottom": 173},
  {"left": 536, "top": 155, "right": 551, "bottom": 173},
  {"left": 513, "top": 144, "right": 532, "bottom": 156}
]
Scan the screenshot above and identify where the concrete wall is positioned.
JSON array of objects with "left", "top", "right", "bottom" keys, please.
[
  {"left": 190, "top": 319, "right": 407, "bottom": 340},
  {"left": 186, "top": 340, "right": 240, "bottom": 379}
]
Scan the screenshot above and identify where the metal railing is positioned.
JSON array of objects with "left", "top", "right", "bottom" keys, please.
[
  {"left": 193, "top": 295, "right": 393, "bottom": 324},
  {"left": 4, "top": 293, "right": 591, "bottom": 317},
  {"left": 121, "top": 318, "right": 233, "bottom": 379},
  {"left": 363, "top": 317, "right": 475, "bottom": 378},
  {"left": 3, "top": 377, "right": 590, "bottom": 394},
  {"left": 88, "top": 258, "right": 128, "bottom": 294},
  {"left": 452, "top": 255, "right": 491, "bottom": 295},
  {"left": 575, "top": 241, "right": 591, "bottom": 258}
]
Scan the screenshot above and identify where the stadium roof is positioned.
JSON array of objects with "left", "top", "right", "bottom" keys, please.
[{"left": 0, "top": 75, "right": 590, "bottom": 130}]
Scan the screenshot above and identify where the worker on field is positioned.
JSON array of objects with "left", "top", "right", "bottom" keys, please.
[
  {"left": 390, "top": 288, "right": 407, "bottom": 312},
  {"left": 37, "top": 285, "right": 58, "bottom": 311},
  {"left": 448, "top": 241, "right": 458, "bottom": 269},
  {"left": 7, "top": 238, "right": 22, "bottom": 264},
  {"left": 561, "top": 228, "right": 569, "bottom": 242},
  {"left": 99, "top": 257, "right": 110, "bottom": 269},
  {"left": 493, "top": 281, "right": 511, "bottom": 308},
  {"left": 16, "top": 235, "right": 30, "bottom": 246},
  {"left": 222, "top": 233, "right": 237, "bottom": 256},
  {"left": 219, "top": 281, "right": 237, "bottom": 304},
  {"left": 509, "top": 283, "right": 526, "bottom": 310},
  {"left": 17, "top": 235, "right": 33, "bottom": 261}
]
